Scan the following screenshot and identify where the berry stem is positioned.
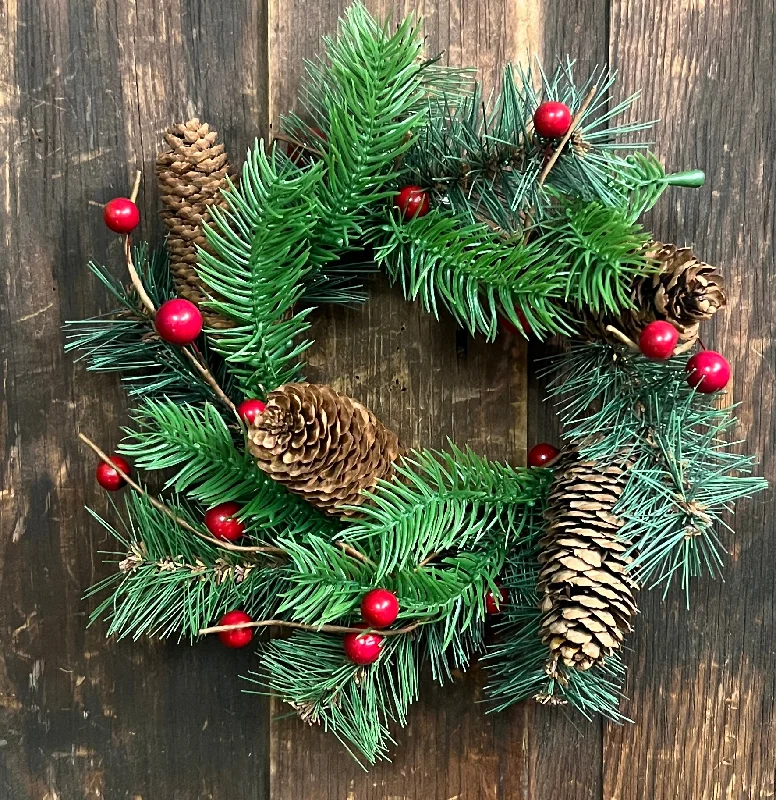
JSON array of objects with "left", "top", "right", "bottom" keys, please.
[
  {"left": 129, "top": 169, "right": 142, "bottom": 204},
  {"left": 605, "top": 324, "right": 639, "bottom": 351},
  {"left": 124, "top": 236, "right": 158, "bottom": 315},
  {"left": 336, "top": 540, "right": 375, "bottom": 566},
  {"left": 78, "top": 432, "right": 285, "bottom": 557},
  {"left": 537, "top": 85, "right": 598, "bottom": 187},
  {"left": 198, "top": 618, "right": 426, "bottom": 637},
  {"left": 273, "top": 132, "right": 325, "bottom": 159}
]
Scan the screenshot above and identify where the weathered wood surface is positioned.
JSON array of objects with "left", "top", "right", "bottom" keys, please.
[{"left": 0, "top": 0, "right": 773, "bottom": 798}]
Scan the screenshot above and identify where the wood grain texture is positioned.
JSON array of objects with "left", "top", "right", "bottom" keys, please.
[
  {"left": 0, "top": 1, "right": 270, "bottom": 798},
  {"left": 0, "top": 0, "right": 774, "bottom": 797}
]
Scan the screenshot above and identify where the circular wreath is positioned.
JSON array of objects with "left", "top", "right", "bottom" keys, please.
[{"left": 69, "top": 3, "right": 765, "bottom": 767}]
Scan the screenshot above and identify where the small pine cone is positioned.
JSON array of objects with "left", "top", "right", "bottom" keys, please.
[
  {"left": 537, "top": 451, "right": 638, "bottom": 674},
  {"left": 581, "top": 242, "right": 726, "bottom": 346},
  {"left": 246, "top": 384, "right": 402, "bottom": 518},
  {"left": 156, "top": 118, "right": 234, "bottom": 329}
]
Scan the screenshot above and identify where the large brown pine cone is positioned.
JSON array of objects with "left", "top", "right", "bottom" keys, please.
[
  {"left": 156, "top": 118, "right": 234, "bottom": 329},
  {"left": 581, "top": 242, "right": 726, "bottom": 346},
  {"left": 246, "top": 384, "right": 402, "bottom": 518},
  {"left": 537, "top": 451, "right": 638, "bottom": 675}
]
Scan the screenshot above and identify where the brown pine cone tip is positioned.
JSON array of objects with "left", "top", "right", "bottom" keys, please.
[
  {"left": 156, "top": 118, "right": 234, "bottom": 329},
  {"left": 246, "top": 384, "right": 402, "bottom": 518},
  {"left": 537, "top": 451, "right": 638, "bottom": 676},
  {"left": 581, "top": 242, "right": 727, "bottom": 347}
]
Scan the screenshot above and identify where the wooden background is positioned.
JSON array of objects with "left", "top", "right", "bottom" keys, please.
[{"left": 1, "top": 0, "right": 774, "bottom": 797}]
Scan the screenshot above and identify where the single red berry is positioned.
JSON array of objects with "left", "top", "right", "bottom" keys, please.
[
  {"left": 288, "top": 127, "right": 326, "bottom": 165},
  {"left": 395, "top": 185, "right": 430, "bottom": 220},
  {"left": 103, "top": 197, "right": 140, "bottom": 234},
  {"left": 527, "top": 443, "right": 559, "bottom": 468},
  {"left": 154, "top": 299, "right": 203, "bottom": 346},
  {"left": 95, "top": 455, "right": 131, "bottom": 491},
  {"left": 343, "top": 625, "right": 383, "bottom": 665},
  {"left": 499, "top": 308, "right": 533, "bottom": 337},
  {"left": 217, "top": 610, "right": 254, "bottom": 649},
  {"left": 485, "top": 585, "right": 509, "bottom": 615},
  {"left": 639, "top": 320, "right": 679, "bottom": 360},
  {"left": 360, "top": 589, "right": 400, "bottom": 628},
  {"left": 533, "top": 101, "right": 573, "bottom": 139},
  {"left": 686, "top": 350, "right": 731, "bottom": 393},
  {"left": 205, "top": 502, "right": 246, "bottom": 541},
  {"left": 237, "top": 399, "right": 267, "bottom": 426}
]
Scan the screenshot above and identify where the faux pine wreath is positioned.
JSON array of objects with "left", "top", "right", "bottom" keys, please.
[{"left": 67, "top": 3, "right": 766, "bottom": 766}]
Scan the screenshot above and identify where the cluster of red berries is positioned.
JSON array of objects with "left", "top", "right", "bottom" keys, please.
[{"left": 342, "top": 588, "right": 400, "bottom": 664}]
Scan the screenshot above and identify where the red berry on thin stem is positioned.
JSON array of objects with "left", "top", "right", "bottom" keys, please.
[
  {"left": 103, "top": 197, "right": 140, "bottom": 234},
  {"left": 205, "top": 502, "right": 246, "bottom": 541},
  {"left": 154, "top": 299, "right": 203, "bottom": 346},
  {"left": 639, "top": 320, "right": 679, "bottom": 360},
  {"left": 527, "top": 443, "right": 559, "bottom": 468},
  {"left": 686, "top": 350, "right": 731, "bottom": 393},
  {"left": 485, "top": 585, "right": 509, "bottom": 615},
  {"left": 96, "top": 455, "right": 131, "bottom": 491},
  {"left": 217, "top": 610, "right": 254, "bottom": 649},
  {"left": 237, "top": 399, "right": 267, "bottom": 426},
  {"left": 533, "top": 101, "right": 573, "bottom": 139},
  {"left": 360, "top": 589, "right": 399, "bottom": 628},
  {"left": 395, "top": 185, "right": 430, "bottom": 220},
  {"left": 343, "top": 625, "right": 383, "bottom": 665}
]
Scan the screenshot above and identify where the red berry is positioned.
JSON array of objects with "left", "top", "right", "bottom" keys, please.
[
  {"left": 360, "top": 589, "right": 399, "bottom": 628},
  {"left": 639, "top": 320, "right": 679, "bottom": 360},
  {"left": 205, "top": 502, "right": 246, "bottom": 541},
  {"left": 499, "top": 308, "right": 533, "bottom": 337},
  {"left": 686, "top": 350, "right": 731, "bottom": 393},
  {"left": 103, "top": 197, "right": 140, "bottom": 234},
  {"left": 485, "top": 585, "right": 509, "bottom": 615},
  {"left": 343, "top": 625, "right": 383, "bottom": 665},
  {"left": 237, "top": 399, "right": 267, "bottom": 426},
  {"left": 533, "top": 101, "right": 573, "bottom": 139},
  {"left": 288, "top": 127, "right": 326, "bottom": 165},
  {"left": 527, "top": 443, "right": 559, "bottom": 467},
  {"left": 217, "top": 610, "right": 254, "bottom": 649},
  {"left": 154, "top": 299, "right": 203, "bottom": 345},
  {"left": 95, "top": 455, "right": 131, "bottom": 491},
  {"left": 395, "top": 185, "right": 430, "bottom": 220}
]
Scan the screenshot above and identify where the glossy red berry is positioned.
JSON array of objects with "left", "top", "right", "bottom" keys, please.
[
  {"left": 217, "top": 610, "right": 254, "bottom": 649},
  {"left": 103, "top": 197, "right": 140, "bottom": 234},
  {"left": 639, "top": 320, "right": 679, "bottom": 360},
  {"left": 485, "top": 585, "right": 509, "bottom": 615},
  {"left": 95, "top": 455, "right": 131, "bottom": 491},
  {"left": 686, "top": 350, "right": 731, "bottom": 393},
  {"left": 205, "top": 502, "right": 246, "bottom": 541},
  {"left": 395, "top": 185, "right": 430, "bottom": 219},
  {"left": 527, "top": 443, "right": 560, "bottom": 468},
  {"left": 533, "top": 101, "right": 573, "bottom": 138},
  {"left": 237, "top": 399, "right": 267, "bottom": 426},
  {"left": 154, "top": 299, "right": 203, "bottom": 345},
  {"left": 343, "top": 625, "right": 383, "bottom": 665},
  {"left": 360, "top": 589, "right": 400, "bottom": 628}
]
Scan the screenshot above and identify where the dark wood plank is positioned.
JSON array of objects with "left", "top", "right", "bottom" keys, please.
[
  {"left": 0, "top": 1, "right": 270, "bottom": 798},
  {"left": 603, "top": 1, "right": 776, "bottom": 798},
  {"left": 267, "top": 1, "right": 534, "bottom": 797}
]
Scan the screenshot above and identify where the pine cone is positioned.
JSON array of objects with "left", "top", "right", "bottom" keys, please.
[
  {"left": 156, "top": 118, "right": 234, "bottom": 329},
  {"left": 246, "top": 384, "right": 402, "bottom": 518},
  {"left": 581, "top": 242, "right": 726, "bottom": 346},
  {"left": 537, "top": 452, "right": 638, "bottom": 675}
]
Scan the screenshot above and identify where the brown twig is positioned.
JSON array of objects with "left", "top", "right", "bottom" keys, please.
[
  {"left": 336, "top": 541, "right": 375, "bottom": 566},
  {"left": 129, "top": 169, "right": 142, "bottom": 204},
  {"left": 673, "top": 337, "right": 698, "bottom": 356},
  {"left": 416, "top": 551, "right": 440, "bottom": 570},
  {"left": 272, "top": 132, "right": 325, "bottom": 159},
  {"left": 183, "top": 348, "right": 239, "bottom": 418},
  {"left": 78, "top": 432, "right": 285, "bottom": 556},
  {"left": 198, "top": 618, "right": 427, "bottom": 637},
  {"left": 605, "top": 324, "right": 639, "bottom": 351},
  {"left": 536, "top": 85, "right": 598, "bottom": 188},
  {"left": 124, "top": 236, "right": 157, "bottom": 315}
]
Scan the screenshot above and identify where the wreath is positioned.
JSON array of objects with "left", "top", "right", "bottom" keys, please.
[{"left": 67, "top": 3, "right": 766, "bottom": 766}]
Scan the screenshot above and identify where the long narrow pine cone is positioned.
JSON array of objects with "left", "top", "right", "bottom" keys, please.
[
  {"left": 581, "top": 242, "right": 727, "bottom": 346},
  {"left": 537, "top": 451, "right": 638, "bottom": 677},
  {"left": 246, "top": 384, "right": 402, "bottom": 518},
  {"left": 156, "top": 118, "right": 234, "bottom": 329}
]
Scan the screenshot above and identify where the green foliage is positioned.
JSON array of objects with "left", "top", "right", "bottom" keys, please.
[
  {"left": 546, "top": 343, "right": 767, "bottom": 597},
  {"left": 64, "top": 245, "right": 234, "bottom": 406},
  {"left": 119, "top": 399, "right": 339, "bottom": 541},
  {"left": 373, "top": 208, "right": 576, "bottom": 340},
  {"left": 86, "top": 493, "right": 280, "bottom": 641}
]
